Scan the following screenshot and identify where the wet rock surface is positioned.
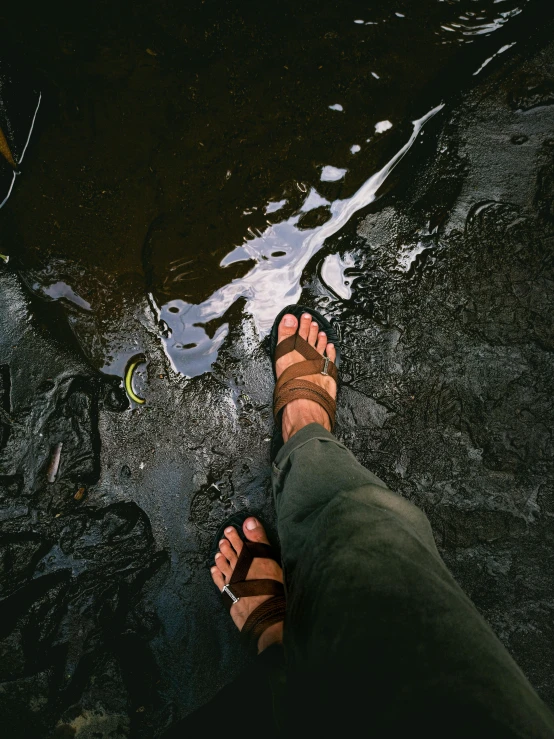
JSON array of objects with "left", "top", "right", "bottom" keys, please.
[
  {"left": 0, "top": 3, "right": 554, "bottom": 738},
  {"left": 0, "top": 275, "right": 168, "bottom": 736},
  {"left": 319, "top": 33, "right": 554, "bottom": 701}
]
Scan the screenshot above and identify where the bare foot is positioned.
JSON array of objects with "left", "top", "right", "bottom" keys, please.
[
  {"left": 210, "top": 517, "right": 284, "bottom": 653},
  {"left": 275, "top": 312, "right": 337, "bottom": 443}
]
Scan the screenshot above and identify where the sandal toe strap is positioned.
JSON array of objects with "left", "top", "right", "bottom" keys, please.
[{"left": 230, "top": 541, "right": 279, "bottom": 584}]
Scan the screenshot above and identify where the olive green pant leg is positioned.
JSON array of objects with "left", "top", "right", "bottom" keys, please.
[{"left": 272, "top": 423, "right": 554, "bottom": 738}]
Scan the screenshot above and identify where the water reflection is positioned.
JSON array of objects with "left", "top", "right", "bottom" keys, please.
[
  {"left": 2, "top": 0, "right": 529, "bottom": 380},
  {"left": 321, "top": 166, "right": 347, "bottom": 182},
  {"left": 0, "top": 92, "right": 41, "bottom": 209},
  {"left": 158, "top": 105, "right": 443, "bottom": 378},
  {"left": 473, "top": 41, "right": 517, "bottom": 76},
  {"left": 320, "top": 252, "right": 356, "bottom": 301},
  {"left": 440, "top": 4, "right": 524, "bottom": 39},
  {"left": 40, "top": 281, "right": 91, "bottom": 311}
]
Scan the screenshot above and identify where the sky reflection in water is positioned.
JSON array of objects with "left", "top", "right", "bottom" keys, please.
[
  {"left": 1, "top": 0, "right": 529, "bottom": 380},
  {"left": 149, "top": 1, "right": 527, "bottom": 378},
  {"left": 158, "top": 105, "right": 443, "bottom": 378}
]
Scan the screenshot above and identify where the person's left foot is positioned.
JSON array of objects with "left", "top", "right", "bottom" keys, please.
[{"left": 211, "top": 517, "right": 284, "bottom": 653}]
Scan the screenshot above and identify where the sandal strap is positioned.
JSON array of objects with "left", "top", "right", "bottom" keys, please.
[
  {"left": 221, "top": 540, "right": 282, "bottom": 608},
  {"left": 217, "top": 530, "right": 285, "bottom": 644},
  {"left": 222, "top": 579, "right": 285, "bottom": 611},
  {"left": 230, "top": 541, "right": 279, "bottom": 585},
  {"left": 242, "top": 594, "right": 286, "bottom": 646},
  {"left": 274, "top": 379, "right": 337, "bottom": 428},
  {"left": 274, "top": 358, "right": 338, "bottom": 394},
  {"left": 273, "top": 333, "right": 338, "bottom": 429},
  {"left": 274, "top": 332, "right": 323, "bottom": 362}
]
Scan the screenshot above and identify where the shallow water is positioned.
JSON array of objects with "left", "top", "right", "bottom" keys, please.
[{"left": 0, "top": 0, "right": 532, "bottom": 380}]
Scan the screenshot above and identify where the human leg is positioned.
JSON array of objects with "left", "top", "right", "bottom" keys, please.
[{"left": 272, "top": 312, "right": 554, "bottom": 738}]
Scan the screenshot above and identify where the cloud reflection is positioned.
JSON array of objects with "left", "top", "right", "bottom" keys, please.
[{"left": 158, "top": 104, "right": 444, "bottom": 378}]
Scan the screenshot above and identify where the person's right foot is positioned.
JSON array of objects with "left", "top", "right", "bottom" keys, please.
[{"left": 275, "top": 312, "right": 337, "bottom": 443}]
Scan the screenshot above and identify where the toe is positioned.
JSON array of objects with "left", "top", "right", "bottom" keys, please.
[
  {"left": 316, "top": 331, "right": 328, "bottom": 354},
  {"left": 278, "top": 313, "right": 298, "bottom": 343},
  {"left": 215, "top": 552, "right": 232, "bottom": 578},
  {"left": 243, "top": 517, "right": 271, "bottom": 545},
  {"left": 299, "top": 312, "right": 312, "bottom": 340},
  {"left": 211, "top": 566, "right": 225, "bottom": 591},
  {"left": 326, "top": 342, "right": 337, "bottom": 362},
  {"left": 224, "top": 526, "right": 244, "bottom": 557},
  {"left": 219, "top": 539, "right": 237, "bottom": 566},
  {"left": 308, "top": 321, "right": 319, "bottom": 346}
]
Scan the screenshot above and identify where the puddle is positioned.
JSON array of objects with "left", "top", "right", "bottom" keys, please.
[
  {"left": 0, "top": 0, "right": 530, "bottom": 381},
  {"left": 38, "top": 281, "right": 92, "bottom": 311},
  {"left": 159, "top": 104, "right": 443, "bottom": 376}
]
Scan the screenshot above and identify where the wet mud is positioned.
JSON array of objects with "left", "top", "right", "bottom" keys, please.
[{"left": 1, "top": 1, "right": 554, "bottom": 736}]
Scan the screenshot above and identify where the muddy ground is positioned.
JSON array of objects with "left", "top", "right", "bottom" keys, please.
[{"left": 1, "top": 3, "right": 554, "bottom": 738}]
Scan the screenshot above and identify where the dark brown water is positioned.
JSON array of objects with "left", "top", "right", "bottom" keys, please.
[{"left": 0, "top": 0, "right": 532, "bottom": 379}]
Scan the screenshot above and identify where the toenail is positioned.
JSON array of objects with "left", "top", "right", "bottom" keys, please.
[
  {"left": 224, "top": 526, "right": 234, "bottom": 534},
  {"left": 215, "top": 553, "right": 221, "bottom": 558},
  {"left": 319, "top": 331, "right": 325, "bottom": 336},
  {"left": 211, "top": 567, "right": 217, "bottom": 573},
  {"left": 302, "top": 313, "right": 311, "bottom": 319},
  {"left": 284, "top": 315, "right": 296, "bottom": 326},
  {"left": 219, "top": 539, "right": 226, "bottom": 546},
  {"left": 246, "top": 517, "right": 258, "bottom": 530},
  {"left": 311, "top": 321, "right": 318, "bottom": 327}
]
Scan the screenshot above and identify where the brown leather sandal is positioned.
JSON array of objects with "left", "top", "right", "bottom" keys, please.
[
  {"left": 221, "top": 540, "right": 285, "bottom": 647},
  {"left": 270, "top": 304, "right": 341, "bottom": 430},
  {"left": 212, "top": 513, "right": 285, "bottom": 648}
]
